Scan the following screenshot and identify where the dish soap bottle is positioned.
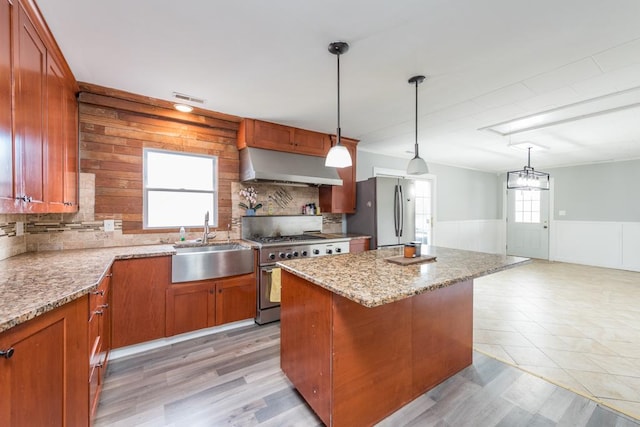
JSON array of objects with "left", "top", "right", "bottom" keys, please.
[{"left": 179, "top": 226, "right": 186, "bottom": 241}]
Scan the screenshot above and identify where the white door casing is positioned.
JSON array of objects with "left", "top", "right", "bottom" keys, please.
[{"left": 506, "top": 188, "right": 550, "bottom": 259}]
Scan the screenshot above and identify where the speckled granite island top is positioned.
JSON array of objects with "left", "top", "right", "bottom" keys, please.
[
  {"left": 0, "top": 245, "right": 176, "bottom": 333},
  {"left": 277, "top": 246, "right": 529, "bottom": 307}
]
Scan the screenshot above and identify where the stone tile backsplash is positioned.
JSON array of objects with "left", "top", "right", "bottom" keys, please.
[{"left": 0, "top": 175, "right": 343, "bottom": 260}]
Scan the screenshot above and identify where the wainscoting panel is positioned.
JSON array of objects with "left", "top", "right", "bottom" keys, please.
[
  {"left": 551, "top": 221, "right": 640, "bottom": 272},
  {"left": 433, "top": 220, "right": 505, "bottom": 255}
]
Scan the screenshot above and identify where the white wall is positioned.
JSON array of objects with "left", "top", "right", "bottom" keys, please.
[{"left": 550, "top": 220, "right": 640, "bottom": 272}]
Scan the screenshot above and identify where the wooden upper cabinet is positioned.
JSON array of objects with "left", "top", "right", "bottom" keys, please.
[
  {"left": 238, "top": 118, "right": 330, "bottom": 157},
  {"left": 63, "top": 86, "right": 78, "bottom": 209},
  {"left": 0, "top": 0, "right": 78, "bottom": 214},
  {"left": 14, "top": 2, "right": 47, "bottom": 211},
  {"left": 45, "top": 51, "right": 66, "bottom": 210},
  {"left": 0, "top": 0, "right": 15, "bottom": 210},
  {"left": 319, "top": 137, "right": 358, "bottom": 214},
  {"left": 291, "top": 128, "right": 330, "bottom": 156}
]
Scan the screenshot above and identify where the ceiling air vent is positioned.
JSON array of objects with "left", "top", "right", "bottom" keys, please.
[{"left": 172, "top": 92, "right": 205, "bottom": 105}]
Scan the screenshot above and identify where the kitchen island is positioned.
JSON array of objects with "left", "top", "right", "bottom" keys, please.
[{"left": 277, "top": 246, "right": 528, "bottom": 427}]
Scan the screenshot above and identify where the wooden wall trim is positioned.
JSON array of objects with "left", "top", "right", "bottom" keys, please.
[{"left": 78, "top": 82, "right": 242, "bottom": 128}]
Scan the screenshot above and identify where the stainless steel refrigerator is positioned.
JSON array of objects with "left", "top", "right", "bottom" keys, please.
[{"left": 347, "top": 177, "right": 416, "bottom": 249}]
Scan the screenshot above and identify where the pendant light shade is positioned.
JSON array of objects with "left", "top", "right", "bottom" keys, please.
[
  {"left": 507, "top": 147, "right": 550, "bottom": 190},
  {"left": 325, "top": 41, "right": 352, "bottom": 168},
  {"left": 407, "top": 75, "right": 428, "bottom": 175}
]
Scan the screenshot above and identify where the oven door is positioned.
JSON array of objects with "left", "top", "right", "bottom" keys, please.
[{"left": 259, "top": 266, "right": 280, "bottom": 310}]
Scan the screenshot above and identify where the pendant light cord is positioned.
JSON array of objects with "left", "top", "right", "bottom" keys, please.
[
  {"left": 414, "top": 79, "right": 419, "bottom": 157},
  {"left": 336, "top": 52, "right": 342, "bottom": 147}
]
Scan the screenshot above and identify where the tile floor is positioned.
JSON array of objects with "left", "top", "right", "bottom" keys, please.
[{"left": 474, "top": 260, "right": 640, "bottom": 420}]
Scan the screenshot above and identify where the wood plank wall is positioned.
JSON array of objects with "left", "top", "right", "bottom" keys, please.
[{"left": 77, "top": 83, "right": 242, "bottom": 233}]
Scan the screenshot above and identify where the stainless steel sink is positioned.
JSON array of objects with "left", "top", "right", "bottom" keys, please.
[{"left": 172, "top": 243, "right": 254, "bottom": 283}]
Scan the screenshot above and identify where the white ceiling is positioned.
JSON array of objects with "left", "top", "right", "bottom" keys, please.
[{"left": 36, "top": 0, "right": 640, "bottom": 173}]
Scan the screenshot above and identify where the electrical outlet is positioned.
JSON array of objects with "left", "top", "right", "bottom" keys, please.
[
  {"left": 104, "top": 219, "right": 115, "bottom": 232},
  {"left": 15, "top": 221, "right": 24, "bottom": 236}
]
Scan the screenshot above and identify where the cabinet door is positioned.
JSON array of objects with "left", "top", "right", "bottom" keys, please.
[
  {"left": 0, "top": 296, "right": 89, "bottom": 427},
  {"left": 216, "top": 273, "right": 256, "bottom": 325},
  {"left": 111, "top": 256, "right": 170, "bottom": 348},
  {"left": 252, "top": 120, "right": 293, "bottom": 151},
  {"left": 166, "top": 280, "right": 216, "bottom": 336},
  {"left": 0, "top": 0, "right": 15, "bottom": 210},
  {"left": 14, "top": 3, "right": 46, "bottom": 210},
  {"left": 45, "top": 51, "right": 66, "bottom": 210},
  {"left": 319, "top": 137, "right": 358, "bottom": 213},
  {"left": 63, "top": 85, "right": 78, "bottom": 209},
  {"left": 292, "top": 128, "right": 329, "bottom": 156}
]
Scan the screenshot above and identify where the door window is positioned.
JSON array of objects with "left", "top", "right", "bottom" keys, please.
[{"left": 514, "top": 190, "right": 541, "bottom": 223}]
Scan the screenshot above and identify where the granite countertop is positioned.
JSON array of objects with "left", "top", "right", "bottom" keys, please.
[
  {"left": 276, "top": 246, "right": 529, "bottom": 308},
  {"left": 0, "top": 245, "right": 174, "bottom": 333}
]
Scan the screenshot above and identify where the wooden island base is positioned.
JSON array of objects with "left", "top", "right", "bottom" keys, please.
[{"left": 280, "top": 271, "right": 473, "bottom": 427}]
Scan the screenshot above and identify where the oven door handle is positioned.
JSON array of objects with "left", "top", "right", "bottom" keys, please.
[{"left": 261, "top": 266, "right": 274, "bottom": 274}]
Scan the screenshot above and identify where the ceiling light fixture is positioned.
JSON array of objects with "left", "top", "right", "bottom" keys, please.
[
  {"left": 174, "top": 103, "right": 193, "bottom": 113},
  {"left": 325, "top": 41, "right": 352, "bottom": 168},
  {"left": 507, "top": 147, "right": 550, "bottom": 190},
  {"left": 406, "top": 75, "right": 429, "bottom": 175},
  {"left": 481, "top": 84, "right": 640, "bottom": 136}
]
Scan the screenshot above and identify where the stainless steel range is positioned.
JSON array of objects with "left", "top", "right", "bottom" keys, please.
[{"left": 242, "top": 215, "right": 350, "bottom": 324}]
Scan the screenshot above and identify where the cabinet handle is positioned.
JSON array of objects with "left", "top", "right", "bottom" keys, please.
[
  {"left": 16, "top": 195, "right": 32, "bottom": 203},
  {"left": 92, "top": 290, "right": 105, "bottom": 296},
  {"left": 0, "top": 348, "right": 15, "bottom": 359},
  {"left": 94, "top": 310, "right": 104, "bottom": 316},
  {"left": 99, "top": 304, "right": 109, "bottom": 309}
]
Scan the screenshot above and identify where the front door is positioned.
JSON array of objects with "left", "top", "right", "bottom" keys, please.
[{"left": 507, "top": 189, "right": 549, "bottom": 259}]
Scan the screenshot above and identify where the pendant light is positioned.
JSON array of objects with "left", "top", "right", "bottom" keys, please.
[
  {"left": 325, "top": 41, "right": 352, "bottom": 168},
  {"left": 507, "top": 147, "right": 550, "bottom": 190},
  {"left": 407, "top": 75, "right": 429, "bottom": 175}
]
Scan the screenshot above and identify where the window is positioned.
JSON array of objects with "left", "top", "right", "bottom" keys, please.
[
  {"left": 514, "top": 190, "right": 540, "bottom": 223},
  {"left": 143, "top": 149, "right": 217, "bottom": 229},
  {"left": 414, "top": 179, "right": 433, "bottom": 244}
]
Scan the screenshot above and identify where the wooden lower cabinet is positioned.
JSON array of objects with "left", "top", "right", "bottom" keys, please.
[
  {"left": 349, "top": 237, "right": 370, "bottom": 254},
  {"left": 166, "top": 280, "right": 217, "bottom": 336},
  {"left": 281, "top": 271, "right": 473, "bottom": 427},
  {"left": 89, "top": 270, "right": 111, "bottom": 419},
  {"left": 166, "top": 273, "right": 256, "bottom": 337},
  {"left": 0, "top": 295, "right": 89, "bottom": 427},
  {"left": 111, "top": 256, "right": 171, "bottom": 348},
  {"left": 216, "top": 273, "right": 256, "bottom": 325}
]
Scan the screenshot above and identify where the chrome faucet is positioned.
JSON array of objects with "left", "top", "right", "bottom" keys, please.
[{"left": 203, "top": 211, "right": 210, "bottom": 244}]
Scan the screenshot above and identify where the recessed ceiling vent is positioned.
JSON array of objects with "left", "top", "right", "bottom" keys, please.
[{"left": 172, "top": 92, "right": 205, "bottom": 105}]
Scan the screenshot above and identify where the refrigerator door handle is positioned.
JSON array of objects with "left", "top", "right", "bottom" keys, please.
[
  {"left": 398, "top": 184, "right": 404, "bottom": 237},
  {"left": 394, "top": 185, "right": 399, "bottom": 237}
]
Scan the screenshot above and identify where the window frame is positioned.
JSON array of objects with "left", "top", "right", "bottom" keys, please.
[{"left": 142, "top": 148, "right": 218, "bottom": 230}]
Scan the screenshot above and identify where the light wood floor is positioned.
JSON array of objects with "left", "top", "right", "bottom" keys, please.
[{"left": 95, "top": 324, "right": 639, "bottom": 426}]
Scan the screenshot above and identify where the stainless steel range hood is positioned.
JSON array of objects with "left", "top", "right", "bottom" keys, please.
[{"left": 239, "top": 147, "right": 343, "bottom": 186}]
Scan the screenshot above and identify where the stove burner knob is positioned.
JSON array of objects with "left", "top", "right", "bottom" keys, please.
[
  {"left": 279, "top": 253, "right": 286, "bottom": 259},
  {"left": 326, "top": 249, "right": 333, "bottom": 255},
  {"left": 268, "top": 253, "right": 276, "bottom": 260},
  {"left": 286, "top": 253, "right": 293, "bottom": 259},
  {"left": 313, "top": 249, "right": 320, "bottom": 255},
  {"left": 293, "top": 251, "right": 299, "bottom": 257},
  {"left": 335, "top": 248, "right": 342, "bottom": 253},
  {"left": 301, "top": 250, "right": 308, "bottom": 257}
]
